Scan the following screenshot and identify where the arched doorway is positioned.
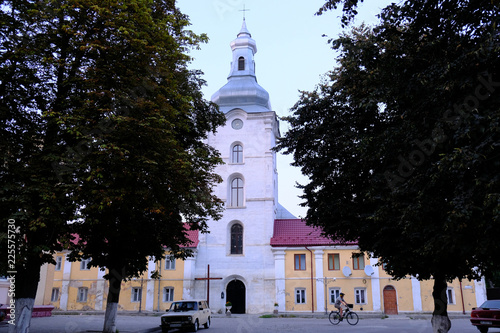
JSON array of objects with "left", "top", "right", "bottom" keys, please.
[
  {"left": 383, "top": 285, "right": 398, "bottom": 315},
  {"left": 226, "top": 279, "right": 246, "bottom": 314}
]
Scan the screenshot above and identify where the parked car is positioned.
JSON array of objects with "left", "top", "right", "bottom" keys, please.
[
  {"left": 160, "top": 299, "right": 211, "bottom": 332},
  {"left": 470, "top": 299, "right": 500, "bottom": 333}
]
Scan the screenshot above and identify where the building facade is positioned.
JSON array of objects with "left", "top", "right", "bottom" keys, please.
[{"left": 32, "top": 20, "right": 487, "bottom": 315}]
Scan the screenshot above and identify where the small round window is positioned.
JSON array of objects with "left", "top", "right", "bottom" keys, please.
[{"left": 231, "top": 119, "right": 243, "bottom": 130}]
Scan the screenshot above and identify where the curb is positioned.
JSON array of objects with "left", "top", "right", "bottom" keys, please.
[{"left": 51, "top": 310, "right": 471, "bottom": 321}]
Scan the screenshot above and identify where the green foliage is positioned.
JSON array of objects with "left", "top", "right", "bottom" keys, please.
[
  {"left": 0, "top": 0, "right": 77, "bottom": 297},
  {"left": 0, "top": 0, "right": 224, "bottom": 309},
  {"left": 316, "top": 0, "right": 364, "bottom": 27},
  {"left": 38, "top": 0, "right": 224, "bottom": 279},
  {"left": 279, "top": 0, "right": 500, "bottom": 286}
]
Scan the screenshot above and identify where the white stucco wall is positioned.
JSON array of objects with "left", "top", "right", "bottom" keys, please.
[{"left": 194, "top": 109, "right": 279, "bottom": 314}]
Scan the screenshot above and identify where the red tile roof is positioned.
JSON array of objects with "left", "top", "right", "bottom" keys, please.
[
  {"left": 270, "top": 219, "right": 357, "bottom": 247},
  {"left": 66, "top": 225, "right": 199, "bottom": 248},
  {"left": 183, "top": 227, "right": 199, "bottom": 248}
]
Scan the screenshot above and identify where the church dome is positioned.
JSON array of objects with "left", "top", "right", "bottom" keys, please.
[{"left": 211, "top": 19, "right": 272, "bottom": 113}]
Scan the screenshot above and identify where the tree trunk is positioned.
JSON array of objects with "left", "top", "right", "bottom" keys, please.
[
  {"left": 103, "top": 302, "right": 119, "bottom": 333},
  {"left": 8, "top": 256, "right": 41, "bottom": 333},
  {"left": 8, "top": 298, "right": 34, "bottom": 333},
  {"left": 431, "top": 276, "right": 452, "bottom": 333},
  {"left": 102, "top": 267, "right": 124, "bottom": 333}
]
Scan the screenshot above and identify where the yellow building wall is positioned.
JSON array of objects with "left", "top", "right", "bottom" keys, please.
[
  {"left": 420, "top": 278, "right": 479, "bottom": 313},
  {"left": 61, "top": 254, "right": 100, "bottom": 311},
  {"left": 42, "top": 252, "right": 66, "bottom": 308},
  {"left": 65, "top": 280, "right": 98, "bottom": 311},
  {"left": 53, "top": 253, "right": 66, "bottom": 280},
  {"left": 377, "top": 265, "right": 415, "bottom": 312},
  {"left": 284, "top": 249, "right": 376, "bottom": 312},
  {"left": 280, "top": 248, "right": 483, "bottom": 314},
  {"left": 456, "top": 280, "right": 480, "bottom": 312},
  {"left": 119, "top": 273, "right": 149, "bottom": 312},
  {"left": 284, "top": 250, "right": 315, "bottom": 312},
  {"left": 42, "top": 252, "right": 189, "bottom": 312},
  {"left": 49, "top": 253, "right": 66, "bottom": 308},
  {"left": 153, "top": 257, "right": 186, "bottom": 312},
  {"left": 35, "top": 263, "right": 55, "bottom": 306},
  {"left": 376, "top": 265, "right": 480, "bottom": 313},
  {"left": 42, "top": 264, "right": 56, "bottom": 305},
  {"left": 380, "top": 280, "right": 414, "bottom": 312},
  {"left": 40, "top": 248, "right": 483, "bottom": 314},
  {"left": 50, "top": 280, "right": 63, "bottom": 309},
  {"left": 322, "top": 250, "right": 373, "bottom": 312}
]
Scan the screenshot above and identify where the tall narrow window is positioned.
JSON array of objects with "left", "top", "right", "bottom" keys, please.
[
  {"left": 231, "top": 178, "right": 244, "bottom": 207},
  {"left": 294, "top": 254, "right": 306, "bottom": 270},
  {"left": 51, "top": 288, "right": 60, "bottom": 302},
  {"left": 232, "top": 144, "right": 243, "bottom": 163},
  {"left": 230, "top": 224, "right": 243, "bottom": 254},
  {"left": 55, "top": 256, "right": 63, "bottom": 271},
  {"left": 77, "top": 287, "right": 88, "bottom": 302},
  {"left": 447, "top": 287, "right": 455, "bottom": 304},
  {"left": 238, "top": 56, "right": 245, "bottom": 70},
  {"left": 328, "top": 254, "right": 340, "bottom": 270},
  {"left": 131, "top": 287, "right": 142, "bottom": 302},
  {"left": 353, "top": 254, "right": 365, "bottom": 270}
]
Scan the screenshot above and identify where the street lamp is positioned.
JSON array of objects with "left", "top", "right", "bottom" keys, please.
[{"left": 316, "top": 277, "right": 336, "bottom": 314}]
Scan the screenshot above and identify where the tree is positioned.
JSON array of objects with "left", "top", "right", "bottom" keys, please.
[
  {"left": 278, "top": 1, "right": 499, "bottom": 332},
  {"left": 1, "top": 1, "right": 76, "bottom": 332},
  {"left": 1, "top": 1, "right": 224, "bottom": 332},
  {"left": 61, "top": 2, "right": 225, "bottom": 332}
]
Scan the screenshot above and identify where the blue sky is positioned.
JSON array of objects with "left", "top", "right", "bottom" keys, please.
[{"left": 177, "top": 0, "right": 392, "bottom": 218}]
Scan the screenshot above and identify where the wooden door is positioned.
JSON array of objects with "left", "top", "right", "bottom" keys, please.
[{"left": 383, "top": 285, "right": 398, "bottom": 315}]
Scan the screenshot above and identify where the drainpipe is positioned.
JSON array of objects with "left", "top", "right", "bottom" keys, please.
[
  {"left": 305, "top": 247, "right": 314, "bottom": 313},
  {"left": 157, "top": 259, "right": 162, "bottom": 312},
  {"left": 459, "top": 280, "right": 465, "bottom": 314},
  {"left": 139, "top": 278, "right": 143, "bottom": 313}
]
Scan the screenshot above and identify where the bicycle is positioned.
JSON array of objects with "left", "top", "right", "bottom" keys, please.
[{"left": 328, "top": 306, "right": 359, "bottom": 325}]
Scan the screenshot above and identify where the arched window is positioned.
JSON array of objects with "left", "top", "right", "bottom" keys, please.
[
  {"left": 238, "top": 57, "right": 245, "bottom": 70},
  {"left": 232, "top": 144, "right": 243, "bottom": 163},
  {"left": 231, "top": 224, "right": 243, "bottom": 254},
  {"left": 231, "top": 178, "right": 244, "bottom": 207}
]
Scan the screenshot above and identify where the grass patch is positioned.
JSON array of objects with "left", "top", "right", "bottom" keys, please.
[{"left": 259, "top": 314, "right": 297, "bottom": 318}]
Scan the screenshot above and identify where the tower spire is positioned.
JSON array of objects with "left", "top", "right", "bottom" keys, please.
[{"left": 211, "top": 20, "right": 271, "bottom": 113}]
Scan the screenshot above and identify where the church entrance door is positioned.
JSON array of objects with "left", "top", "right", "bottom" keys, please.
[{"left": 226, "top": 280, "right": 245, "bottom": 314}]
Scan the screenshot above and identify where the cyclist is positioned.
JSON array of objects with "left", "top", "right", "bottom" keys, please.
[{"left": 334, "top": 292, "right": 348, "bottom": 319}]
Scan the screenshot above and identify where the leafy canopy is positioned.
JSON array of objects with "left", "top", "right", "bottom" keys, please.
[
  {"left": 278, "top": 0, "right": 500, "bottom": 282},
  {"left": 47, "top": 0, "right": 226, "bottom": 279},
  {"left": 1, "top": 0, "right": 78, "bottom": 297},
  {"left": 1, "top": 0, "right": 225, "bottom": 289}
]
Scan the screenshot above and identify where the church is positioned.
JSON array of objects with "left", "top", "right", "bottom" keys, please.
[{"left": 31, "top": 20, "right": 487, "bottom": 316}]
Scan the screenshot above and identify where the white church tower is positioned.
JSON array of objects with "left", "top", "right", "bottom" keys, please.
[{"left": 188, "top": 19, "right": 283, "bottom": 314}]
